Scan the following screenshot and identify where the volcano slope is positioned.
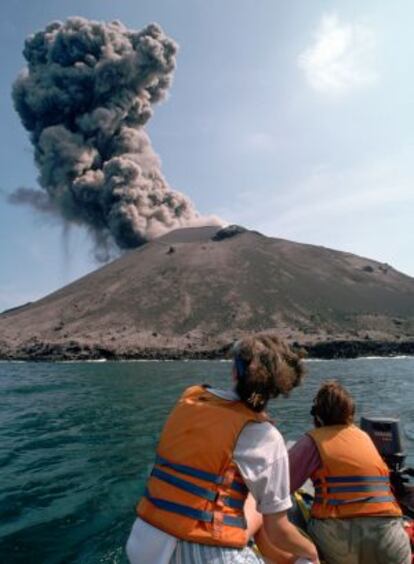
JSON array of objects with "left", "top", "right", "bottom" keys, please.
[{"left": 1, "top": 226, "right": 414, "bottom": 360}]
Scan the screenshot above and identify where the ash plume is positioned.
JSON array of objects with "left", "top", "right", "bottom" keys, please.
[
  {"left": 12, "top": 17, "right": 220, "bottom": 254},
  {"left": 8, "top": 187, "right": 56, "bottom": 213}
]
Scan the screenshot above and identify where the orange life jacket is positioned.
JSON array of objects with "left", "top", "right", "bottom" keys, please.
[
  {"left": 308, "top": 424, "right": 402, "bottom": 519},
  {"left": 137, "top": 385, "right": 269, "bottom": 548}
]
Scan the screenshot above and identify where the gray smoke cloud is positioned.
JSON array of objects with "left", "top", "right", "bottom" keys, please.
[
  {"left": 12, "top": 17, "right": 220, "bottom": 254},
  {"left": 8, "top": 186, "right": 56, "bottom": 213}
]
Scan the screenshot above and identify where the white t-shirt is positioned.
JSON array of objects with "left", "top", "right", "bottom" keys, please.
[{"left": 126, "top": 388, "right": 291, "bottom": 563}]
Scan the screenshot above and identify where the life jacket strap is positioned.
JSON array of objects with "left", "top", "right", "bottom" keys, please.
[
  {"left": 145, "top": 489, "right": 247, "bottom": 529},
  {"left": 315, "top": 484, "right": 392, "bottom": 494},
  {"left": 151, "top": 467, "right": 244, "bottom": 509},
  {"left": 155, "top": 454, "right": 248, "bottom": 494},
  {"left": 314, "top": 475, "right": 390, "bottom": 484},
  {"left": 313, "top": 474, "right": 395, "bottom": 505},
  {"left": 314, "top": 495, "right": 396, "bottom": 506}
]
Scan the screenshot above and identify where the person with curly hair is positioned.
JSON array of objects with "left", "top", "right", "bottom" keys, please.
[{"left": 126, "top": 333, "right": 319, "bottom": 563}]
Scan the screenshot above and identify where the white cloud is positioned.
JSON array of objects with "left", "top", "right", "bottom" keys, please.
[
  {"left": 245, "top": 150, "right": 413, "bottom": 231},
  {"left": 219, "top": 147, "right": 414, "bottom": 274},
  {"left": 242, "top": 132, "right": 277, "bottom": 153},
  {"left": 298, "top": 14, "right": 378, "bottom": 95}
]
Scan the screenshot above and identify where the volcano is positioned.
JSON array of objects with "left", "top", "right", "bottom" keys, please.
[{"left": 1, "top": 226, "right": 414, "bottom": 360}]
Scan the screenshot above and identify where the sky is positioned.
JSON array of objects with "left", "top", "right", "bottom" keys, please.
[{"left": 0, "top": 0, "right": 413, "bottom": 311}]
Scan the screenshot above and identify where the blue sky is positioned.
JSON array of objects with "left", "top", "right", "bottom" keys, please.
[{"left": 1, "top": 0, "right": 413, "bottom": 311}]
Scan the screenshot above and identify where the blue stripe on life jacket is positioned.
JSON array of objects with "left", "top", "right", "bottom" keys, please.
[
  {"left": 145, "top": 489, "right": 247, "bottom": 528},
  {"left": 155, "top": 454, "right": 248, "bottom": 494},
  {"left": 156, "top": 454, "right": 221, "bottom": 483},
  {"left": 313, "top": 495, "right": 395, "bottom": 506},
  {"left": 231, "top": 480, "right": 249, "bottom": 494},
  {"left": 151, "top": 467, "right": 244, "bottom": 509},
  {"left": 225, "top": 496, "right": 245, "bottom": 510},
  {"left": 314, "top": 475, "right": 390, "bottom": 485},
  {"left": 314, "top": 484, "right": 391, "bottom": 494}
]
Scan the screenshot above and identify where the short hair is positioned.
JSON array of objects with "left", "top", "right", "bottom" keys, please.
[
  {"left": 312, "top": 380, "right": 355, "bottom": 426},
  {"left": 233, "top": 333, "right": 305, "bottom": 412}
]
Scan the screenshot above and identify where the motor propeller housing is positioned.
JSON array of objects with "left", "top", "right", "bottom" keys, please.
[{"left": 361, "top": 416, "right": 414, "bottom": 518}]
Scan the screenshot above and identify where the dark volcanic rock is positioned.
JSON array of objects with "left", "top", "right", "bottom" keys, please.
[
  {"left": 1, "top": 226, "right": 414, "bottom": 360},
  {"left": 304, "top": 340, "right": 414, "bottom": 359},
  {"left": 212, "top": 225, "right": 247, "bottom": 241}
]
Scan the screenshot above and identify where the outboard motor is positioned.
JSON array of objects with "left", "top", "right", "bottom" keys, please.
[{"left": 361, "top": 416, "right": 414, "bottom": 518}]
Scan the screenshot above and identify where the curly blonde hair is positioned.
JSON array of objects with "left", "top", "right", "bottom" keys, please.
[{"left": 233, "top": 333, "right": 305, "bottom": 412}]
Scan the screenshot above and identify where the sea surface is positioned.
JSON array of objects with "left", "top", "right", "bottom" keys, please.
[{"left": 0, "top": 358, "right": 413, "bottom": 563}]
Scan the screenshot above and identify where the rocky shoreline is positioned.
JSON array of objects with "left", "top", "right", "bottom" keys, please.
[{"left": 1, "top": 338, "right": 414, "bottom": 362}]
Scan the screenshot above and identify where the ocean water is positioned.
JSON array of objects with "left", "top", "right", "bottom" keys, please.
[{"left": 0, "top": 358, "right": 413, "bottom": 563}]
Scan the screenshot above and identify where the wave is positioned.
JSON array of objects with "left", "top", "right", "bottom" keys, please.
[{"left": 307, "top": 355, "right": 414, "bottom": 362}]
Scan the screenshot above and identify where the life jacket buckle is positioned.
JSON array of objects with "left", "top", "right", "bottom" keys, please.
[
  {"left": 222, "top": 468, "right": 235, "bottom": 487},
  {"left": 215, "top": 492, "right": 226, "bottom": 509},
  {"left": 212, "top": 511, "right": 224, "bottom": 537}
]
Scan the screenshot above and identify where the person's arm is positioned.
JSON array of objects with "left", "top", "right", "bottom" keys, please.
[
  {"left": 288, "top": 434, "right": 321, "bottom": 492},
  {"left": 235, "top": 423, "right": 318, "bottom": 562},
  {"left": 258, "top": 512, "right": 319, "bottom": 563},
  {"left": 244, "top": 493, "right": 318, "bottom": 564},
  {"left": 234, "top": 422, "right": 292, "bottom": 515}
]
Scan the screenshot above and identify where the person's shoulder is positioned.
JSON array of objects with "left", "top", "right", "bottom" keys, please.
[
  {"left": 241, "top": 420, "right": 286, "bottom": 449},
  {"left": 208, "top": 387, "right": 239, "bottom": 401},
  {"left": 181, "top": 384, "right": 205, "bottom": 398},
  {"left": 289, "top": 433, "right": 318, "bottom": 455},
  {"left": 355, "top": 425, "right": 377, "bottom": 444},
  {"left": 302, "top": 431, "right": 317, "bottom": 444},
  {"left": 234, "top": 421, "right": 288, "bottom": 467}
]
